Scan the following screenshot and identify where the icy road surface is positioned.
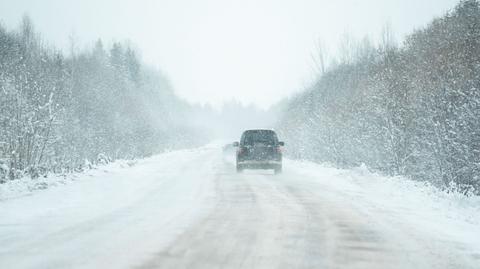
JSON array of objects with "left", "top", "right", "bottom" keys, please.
[{"left": 1, "top": 145, "right": 479, "bottom": 269}]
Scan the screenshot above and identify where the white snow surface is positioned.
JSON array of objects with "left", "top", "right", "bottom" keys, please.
[
  {"left": 0, "top": 160, "right": 137, "bottom": 201},
  {"left": 0, "top": 146, "right": 217, "bottom": 269},
  {"left": 0, "top": 145, "right": 479, "bottom": 269}
]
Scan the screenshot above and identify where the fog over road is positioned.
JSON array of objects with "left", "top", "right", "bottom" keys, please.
[{"left": 1, "top": 145, "right": 479, "bottom": 269}]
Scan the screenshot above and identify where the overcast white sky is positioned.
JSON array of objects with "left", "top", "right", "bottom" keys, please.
[{"left": 0, "top": 0, "right": 459, "bottom": 108}]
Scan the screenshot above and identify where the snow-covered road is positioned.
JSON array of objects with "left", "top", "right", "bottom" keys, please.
[{"left": 1, "top": 145, "right": 479, "bottom": 269}]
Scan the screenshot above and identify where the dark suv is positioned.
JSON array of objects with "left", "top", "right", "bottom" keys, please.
[{"left": 233, "top": 129, "right": 285, "bottom": 174}]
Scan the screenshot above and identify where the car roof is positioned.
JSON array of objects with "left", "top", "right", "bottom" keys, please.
[{"left": 243, "top": 129, "right": 275, "bottom": 132}]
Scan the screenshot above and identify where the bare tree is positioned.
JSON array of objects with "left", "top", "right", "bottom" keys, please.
[{"left": 311, "top": 38, "right": 328, "bottom": 76}]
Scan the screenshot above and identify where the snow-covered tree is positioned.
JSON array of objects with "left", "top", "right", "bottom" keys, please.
[{"left": 278, "top": 0, "right": 480, "bottom": 193}]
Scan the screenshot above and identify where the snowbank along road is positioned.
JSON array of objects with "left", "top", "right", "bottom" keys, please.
[{"left": 1, "top": 145, "right": 479, "bottom": 269}]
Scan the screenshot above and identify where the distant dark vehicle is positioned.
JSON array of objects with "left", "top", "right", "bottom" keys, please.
[
  {"left": 222, "top": 143, "right": 236, "bottom": 161},
  {"left": 233, "top": 129, "right": 285, "bottom": 174},
  {"left": 222, "top": 143, "right": 235, "bottom": 153}
]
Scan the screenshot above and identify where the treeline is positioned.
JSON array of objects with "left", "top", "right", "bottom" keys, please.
[
  {"left": 0, "top": 16, "right": 199, "bottom": 181},
  {"left": 278, "top": 0, "right": 480, "bottom": 193}
]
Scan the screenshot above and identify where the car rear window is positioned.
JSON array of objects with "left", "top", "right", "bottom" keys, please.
[{"left": 241, "top": 130, "right": 278, "bottom": 146}]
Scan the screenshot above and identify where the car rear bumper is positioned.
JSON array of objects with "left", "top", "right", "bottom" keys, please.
[{"left": 237, "top": 160, "right": 282, "bottom": 169}]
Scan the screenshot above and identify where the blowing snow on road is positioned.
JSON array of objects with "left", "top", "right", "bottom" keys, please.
[{"left": 1, "top": 145, "right": 479, "bottom": 269}]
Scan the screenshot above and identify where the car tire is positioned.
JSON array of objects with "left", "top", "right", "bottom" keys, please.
[
  {"left": 236, "top": 164, "right": 243, "bottom": 173},
  {"left": 274, "top": 165, "right": 282, "bottom": 174}
]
